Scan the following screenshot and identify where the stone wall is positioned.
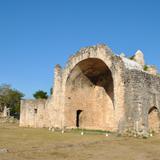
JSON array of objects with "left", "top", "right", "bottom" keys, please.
[
  {"left": 20, "top": 44, "right": 160, "bottom": 134},
  {"left": 20, "top": 99, "right": 47, "bottom": 128},
  {"left": 65, "top": 58, "right": 115, "bottom": 130},
  {"left": 57, "top": 45, "right": 125, "bottom": 131},
  {"left": 123, "top": 69, "right": 160, "bottom": 133}
]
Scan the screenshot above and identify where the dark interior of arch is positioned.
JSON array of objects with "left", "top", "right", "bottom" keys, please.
[
  {"left": 67, "top": 58, "right": 114, "bottom": 103},
  {"left": 148, "top": 106, "right": 158, "bottom": 114}
]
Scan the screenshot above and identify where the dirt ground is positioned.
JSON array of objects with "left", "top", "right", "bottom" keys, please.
[{"left": 0, "top": 123, "right": 160, "bottom": 160}]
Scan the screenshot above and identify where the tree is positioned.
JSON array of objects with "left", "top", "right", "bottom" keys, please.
[
  {"left": 0, "top": 84, "right": 24, "bottom": 118},
  {"left": 33, "top": 90, "right": 48, "bottom": 99}
]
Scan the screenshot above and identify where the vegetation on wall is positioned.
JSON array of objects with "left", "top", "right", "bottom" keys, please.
[
  {"left": 129, "top": 55, "right": 135, "bottom": 60},
  {"left": 144, "top": 65, "right": 149, "bottom": 71}
]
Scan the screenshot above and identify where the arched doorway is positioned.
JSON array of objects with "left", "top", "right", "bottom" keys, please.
[
  {"left": 148, "top": 106, "right": 160, "bottom": 132},
  {"left": 64, "top": 58, "right": 114, "bottom": 130}
]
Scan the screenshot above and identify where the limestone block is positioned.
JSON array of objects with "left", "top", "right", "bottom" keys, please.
[
  {"left": 134, "top": 50, "right": 145, "bottom": 67},
  {"left": 147, "top": 66, "right": 157, "bottom": 75}
]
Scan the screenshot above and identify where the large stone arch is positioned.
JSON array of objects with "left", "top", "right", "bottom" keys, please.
[
  {"left": 62, "top": 45, "right": 114, "bottom": 87},
  {"left": 64, "top": 58, "right": 114, "bottom": 130},
  {"left": 60, "top": 45, "right": 125, "bottom": 131},
  {"left": 19, "top": 44, "right": 126, "bottom": 131}
]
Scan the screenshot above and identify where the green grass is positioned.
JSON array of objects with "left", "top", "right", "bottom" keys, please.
[
  {"left": 0, "top": 123, "right": 160, "bottom": 160},
  {"left": 69, "top": 128, "right": 112, "bottom": 134}
]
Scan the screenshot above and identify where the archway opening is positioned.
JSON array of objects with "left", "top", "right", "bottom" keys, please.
[
  {"left": 148, "top": 106, "right": 160, "bottom": 132},
  {"left": 76, "top": 110, "right": 83, "bottom": 128},
  {"left": 65, "top": 58, "right": 114, "bottom": 130}
]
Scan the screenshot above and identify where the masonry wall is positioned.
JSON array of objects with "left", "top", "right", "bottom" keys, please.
[
  {"left": 19, "top": 44, "right": 160, "bottom": 134},
  {"left": 61, "top": 46, "right": 126, "bottom": 131},
  {"left": 20, "top": 45, "right": 126, "bottom": 131},
  {"left": 123, "top": 69, "right": 160, "bottom": 132},
  {"left": 46, "top": 65, "right": 64, "bottom": 128},
  {"left": 64, "top": 59, "right": 115, "bottom": 130},
  {"left": 20, "top": 99, "right": 47, "bottom": 128}
]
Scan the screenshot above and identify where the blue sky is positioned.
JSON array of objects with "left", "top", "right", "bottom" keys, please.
[{"left": 0, "top": 0, "right": 160, "bottom": 98}]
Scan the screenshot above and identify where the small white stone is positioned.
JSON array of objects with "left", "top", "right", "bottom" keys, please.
[
  {"left": 0, "top": 148, "right": 8, "bottom": 154},
  {"left": 61, "top": 130, "right": 64, "bottom": 134},
  {"left": 150, "top": 133, "right": 153, "bottom": 137},
  {"left": 81, "top": 132, "right": 84, "bottom": 135},
  {"left": 51, "top": 128, "right": 55, "bottom": 132},
  {"left": 105, "top": 133, "right": 109, "bottom": 137}
]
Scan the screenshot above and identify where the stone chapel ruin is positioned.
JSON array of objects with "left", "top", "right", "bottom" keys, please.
[{"left": 20, "top": 44, "right": 160, "bottom": 134}]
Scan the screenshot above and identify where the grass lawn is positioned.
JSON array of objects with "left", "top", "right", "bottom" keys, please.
[{"left": 0, "top": 123, "right": 160, "bottom": 160}]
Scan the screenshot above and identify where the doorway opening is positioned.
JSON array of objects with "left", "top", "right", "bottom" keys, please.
[
  {"left": 148, "top": 106, "right": 160, "bottom": 132},
  {"left": 34, "top": 108, "right": 38, "bottom": 114},
  {"left": 76, "top": 110, "right": 83, "bottom": 128}
]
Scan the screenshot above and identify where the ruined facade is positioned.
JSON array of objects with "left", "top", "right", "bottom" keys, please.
[{"left": 20, "top": 44, "right": 160, "bottom": 134}]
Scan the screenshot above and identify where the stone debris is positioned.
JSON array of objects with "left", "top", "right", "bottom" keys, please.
[
  {"left": 146, "top": 65, "right": 157, "bottom": 75},
  {"left": 0, "top": 148, "right": 8, "bottom": 154},
  {"left": 61, "top": 129, "right": 64, "bottom": 134},
  {"left": 121, "top": 56, "right": 143, "bottom": 71},
  {"left": 51, "top": 128, "right": 55, "bottom": 132}
]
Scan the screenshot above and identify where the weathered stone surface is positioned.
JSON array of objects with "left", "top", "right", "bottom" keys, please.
[
  {"left": 0, "top": 148, "right": 8, "bottom": 154},
  {"left": 120, "top": 53, "right": 125, "bottom": 57},
  {"left": 19, "top": 44, "right": 160, "bottom": 135},
  {"left": 20, "top": 99, "right": 47, "bottom": 128},
  {"left": 133, "top": 50, "right": 145, "bottom": 67},
  {"left": 0, "top": 106, "right": 16, "bottom": 123},
  {"left": 147, "top": 66, "right": 157, "bottom": 75},
  {"left": 2, "top": 106, "right": 10, "bottom": 117}
]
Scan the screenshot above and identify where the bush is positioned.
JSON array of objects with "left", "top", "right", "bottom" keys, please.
[{"left": 144, "top": 65, "right": 148, "bottom": 71}]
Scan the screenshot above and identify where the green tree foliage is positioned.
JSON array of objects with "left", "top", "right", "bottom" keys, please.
[
  {"left": 0, "top": 84, "right": 24, "bottom": 118},
  {"left": 129, "top": 55, "right": 135, "bottom": 60},
  {"left": 144, "top": 65, "right": 149, "bottom": 71},
  {"left": 33, "top": 90, "right": 48, "bottom": 99}
]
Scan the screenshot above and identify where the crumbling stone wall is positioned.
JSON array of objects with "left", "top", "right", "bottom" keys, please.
[
  {"left": 61, "top": 46, "right": 125, "bottom": 131},
  {"left": 20, "top": 44, "right": 160, "bottom": 134},
  {"left": 20, "top": 99, "right": 47, "bottom": 128},
  {"left": 123, "top": 69, "right": 160, "bottom": 133}
]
